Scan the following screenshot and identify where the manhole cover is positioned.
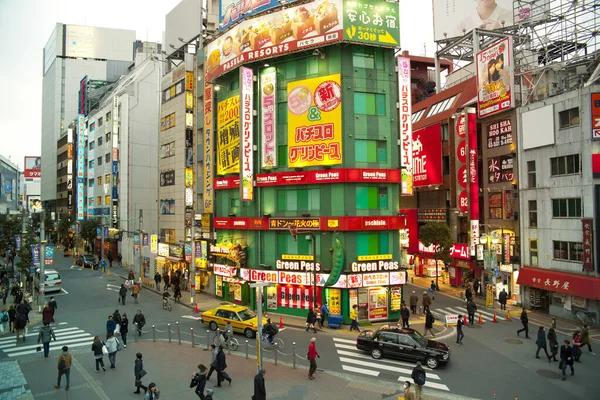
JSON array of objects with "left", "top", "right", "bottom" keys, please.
[
  {"left": 537, "top": 369, "right": 562, "bottom": 379},
  {"left": 505, "top": 339, "right": 523, "bottom": 344}
]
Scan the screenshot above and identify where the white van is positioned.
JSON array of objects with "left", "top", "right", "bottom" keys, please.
[{"left": 34, "top": 269, "right": 62, "bottom": 294}]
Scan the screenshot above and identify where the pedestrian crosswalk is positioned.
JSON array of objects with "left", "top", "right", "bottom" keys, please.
[
  {"left": 431, "top": 306, "right": 499, "bottom": 323},
  {"left": 332, "top": 338, "right": 450, "bottom": 391},
  {"left": 0, "top": 323, "right": 95, "bottom": 358}
]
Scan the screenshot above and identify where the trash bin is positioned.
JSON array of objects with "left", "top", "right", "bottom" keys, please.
[{"left": 327, "top": 314, "right": 343, "bottom": 329}]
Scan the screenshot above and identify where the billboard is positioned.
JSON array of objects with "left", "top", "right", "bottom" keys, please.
[
  {"left": 398, "top": 57, "right": 413, "bottom": 196},
  {"left": 412, "top": 124, "right": 442, "bottom": 187},
  {"left": 219, "top": 0, "right": 299, "bottom": 31},
  {"left": 261, "top": 70, "right": 277, "bottom": 169},
  {"left": 24, "top": 157, "right": 41, "bottom": 178},
  {"left": 433, "top": 0, "right": 514, "bottom": 41},
  {"left": 476, "top": 37, "right": 515, "bottom": 118},
  {"left": 287, "top": 74, "right": 343, "bottom": 168},
  {"left": 76, "top": 182, "right": 84, "bottom": 220},
  {"left": 203, "top": 83, "right": 214, "bottom": 213},
  {"left": 28, "top": 195, "right": 42, "bottom": 212},
  {"left": 240, "top": 67, "right": 254, "bottom": 201},
  {"left": 342, "top": 0, "right": 400, "bottom": 46},
  {"left": 217, "top": 95, "right": 240, "bottom": 175}
]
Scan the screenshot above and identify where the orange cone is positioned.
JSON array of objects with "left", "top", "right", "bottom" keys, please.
[
  {"left": 194, "top": 303, "right": 199, "bottom": 314},
  {"left": 279, "top": 316, "right": 284, "bottom": 329},
  {"left": 478, "top": 314, "right": 483, "bottom": 325},
  {"left": 506, "top": 310, "right": 511, "bottom": 321},
  {"left": 493, "top": 311, "right": 498, "bottom": 323},
  {"left": 463, "top": 314, "right": 467, "bottom": 325}
]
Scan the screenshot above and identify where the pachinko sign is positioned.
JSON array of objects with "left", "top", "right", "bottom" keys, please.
[
  {"left": 398, "top": 57, "right": 413, "bottom": 195},
  {"left": 287, "top": 73, "right": 343, "bottom": 168},
  {"left": 240, "top": 67, "right": 254, "bottom": 201},
  {"left": 261, "top": 71, "right": 277, "bottom": 169},
  {"left": 217, "top": 95, "right": 240, "bottom": 175},
  {"left": 219, "top": 0, "right": 300, "bottom": 32},
  {"left": 476, "top": 37, "right": 515, "bottom": 118},
  {"left": 203, "top": 82, "right": 214, "bottom": 213}
]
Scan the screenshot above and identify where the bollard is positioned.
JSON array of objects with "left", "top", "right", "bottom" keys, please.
[
  {"left": 168, "top": 324, "right": 172, "bottom": 343},
  {"left": 152, "top": 325, "right": 156, "bottom": 342},
  {"left": 292, "top": 342, "right": 296, "bottom": 369},
  {"left": 411, "top": 277, "right": 414, "bottom": 284},
  {"left": 245, "top": 340, "right": 249, "bottom": 359},
  {"left": 191, "top": 328, "right": 195, "bottom": 347},
  {"left": 177, "top": 322, "right": 181, "bottom": 345},
  {"left": 274, "top": 342, "right": 278, "bottom": 366},
  {"left": 135, "top": 323, "right": 138, "bottom": 342},
  {"left": 206, "top": 330, "right": 210, "bottom": 350}
]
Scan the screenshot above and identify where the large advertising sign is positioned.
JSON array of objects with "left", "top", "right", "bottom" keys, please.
[
  {"left": 476, "top": 37, "right": 515, "bottom": 118},
  {"left": 240, "top": 67, "right": 254, "bottom": 201},
  {"left": 28, "top": 196, "right": 42, "bottom": 212},
  {"left": 79, "top": 75, "right": 88, "bottom": 116},
  {"left": 433, "top": 0, "right": 514, "bottom": 41},
  {"left": 261, "top": 70, "right": 277, "bottom": 169},
  {"left": 76, "top": 182, "right": 84, "bottom": 221},
  {"left": 203, "top": 83, "right": 214, "bottom": 213},
  {"left": 206, "top": 0, "right": 344, "bottom": 82},
  {"left": 24, "top": 157, "right": 41, "bottom": 178},
  {"left": 219, "top": 0, "right": 300, "bottom": 32},
  {"left": 582, "top": 219, "right": 594, "bottom": 271},
  {"left": 412, "top": 124, "right": 442, "bottom": 187},
  {"left": 466, "top": 110, "right": 479, "bottom": 255},
  {"left": 398, "top": 57, "right": 413, "bottom": 196},
  {"left": 342, "top": 0, "right": 399, "bottom": 46},
  {"left": 287, "top": 73, "right": 343, "bottom": 168},
  {"left": 591, "top": 93, "right": 600, "bottom": 139},
  {"left": 77, "top": 115, "right": 85, "bottom": 180},
  {"left": 455, "top": 114, "right": 468, "bottom": 213},
  {"left": 217, "top": 95, "right": 240, "bottom": 175}
]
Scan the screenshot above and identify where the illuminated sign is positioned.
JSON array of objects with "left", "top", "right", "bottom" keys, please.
[
  {"left": 261, "top": 70, "right": 277, "bottom": 169},
  {"left": 398, "top": 57, "right": 413, "bottom": 195},
  {"left": 240, "top": 67, "right": 254, "bottom": 201}
]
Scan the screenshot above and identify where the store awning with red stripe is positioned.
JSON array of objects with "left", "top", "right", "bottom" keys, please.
[{"left": 517, "top": 267, "right": 600, "bottom": 300}]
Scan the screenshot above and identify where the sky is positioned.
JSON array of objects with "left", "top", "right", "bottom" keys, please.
[{"left": 0, "top": 0, "right": 434, "bottom": 171}]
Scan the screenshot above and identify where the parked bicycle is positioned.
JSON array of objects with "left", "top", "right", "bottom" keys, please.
[{"left": 213, "top": 330, "right": 239, "bottom": 351}]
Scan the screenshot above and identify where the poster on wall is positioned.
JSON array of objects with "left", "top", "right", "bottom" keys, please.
[
  {"left": 216, "top": 275, "right": 223, "bottom": 297},
  {"left": 398, "top": 57, "right": 413, "bottom": 195},
  {"left": 240, "top": 67, "right": 254, "bottom": 201},
  {"left": 234, "top": 284, "right": 242, "bottom": 301},
  {"left": 412, "top": 124, "right": 442, "bottom": 187},
  {"left": 217, "top": 95, "right": 240, "bottom": 175},
  {"left": 476, "top": 37, "right": 515, "bottom": 118},
  {"left": 266, "top": 286, "right": 278, "bottom": 310},
  {"left": 218, "top": 0, "right": 300, "bottom": 31},
  {"left": 328, "top": 288, "right": 341, "bottom": 314},
  {"left": 368, "top": 287, "right": 388, "bottom": 319},
  {"left": 261, "top": 71, "right": 277, "bottom": 169},
  {"left": 24, "top": 156, "right": 41, "bottom": 178},
  {"left": 287, "top": 73, "right": 343, "bottom": 168}
]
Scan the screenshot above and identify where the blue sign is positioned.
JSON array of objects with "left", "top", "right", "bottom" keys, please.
[
  {"left": 104, "top": 227, "right": 109, "bottom": 238},
  {"left": 184, "top": 242, "right": 192, "bottom": 255},
  {"left": 133, "top": 234, "right": 140, "bottom": 245},
  {"left": 112, "top": 161, "right": 118, "bottom": 175},
  {"left": 97, "top": 227, "right": 102, "bottom": 238},
  {"left": 112, "top": 187, "right": 118, "bottom": 200},
  {"left": 31, "top": 245, "right": 40, "bottom": 265},
  {"left": 45, "top": 245, "right": 55, "bottom": 265},
  {"left": 15, "top": 235, "right": 21, "bottom": 250},
  {"left": 142, "top": 233, "right": 149, "bottom": 247}
]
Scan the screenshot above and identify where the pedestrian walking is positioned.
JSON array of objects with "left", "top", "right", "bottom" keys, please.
[
  {"left": 473, "top": 279, "right": 480, "bottom": 298},
  {"left": 134, "top": 352, "right": 148, "bottom": 394},
  {"left": 191, "top": 364, "right": 208, "bottom": 399},
  {"left": 128, "top": 270, "right": 135, "bottom": 281},
  {"left": 581, "top": 324, "right": 594, "bottom": 354},
  {"left": 120, "top": 313, "right": 129, "bottom": 348},
  {"left": 144, "top": 382, "right": 159, "bottom": 400},
  {"left": 14, "top": 310, "right": 27, "bottom": 343},
  {"left": 466, "top": 299, "right": 477, "bottom": 325},
  {"left": 133, "top": 310, "right": 146, "bottom": 336},
  {"left": 516, "top": 308, "right": 529, "bottom": 338},
  {"left": 8, "top": 305, "right": 15, "bottom": 333},
  {"left": 154, "top": 272, "right": 161, "bottom": 291},
  {"left": 49, "top": 296, "right": 58, "bottom": 314},
  {"left": 206, "top": 344, "right": 217, "bottom": 381},
  {"left": 106, "top": 332, "right": 120, "bottom": 368},
  {"left": 320, "top": 302, "right": 329, "bottom": 329},
  {"left": 559, "top": 340, "right": 574, "bottom": 380},
  {"left": 409, "top": 291, "right": 418, "bottom": 315},
  {"left": 119, "top": 284, "right": 127, "bottom": 305},
  {"left": 465, "top": 287, "right": 473, "bottom": 302},
  {"left": 424, "top": 310, "right": 436, "bottom": 338},
  {"left": 106, "top": 315, "right": 117, "bottom": 338},
  {"left": 572, "top": 330, "right": 582, "bottom": 362},
  {"left": 403, "top": 381, "right": 416, "bottom": 400},
  {"left": 0, "top": 308, "right": 8, "bottom": 335},
  {"left": 163, "top": 271, "right": 170, "bottom": 290},
  {"left": 422, "top": 292, "right": 432, "bottom": 313},
  {"left": 498, "top": 288, "right": 508, "bottom": 310},
  {"left": 535, "top": 326, "right": 550, "bottom": 361},
  {"left": 456, "top": 314, "right": 464, "bottom": 344},
  {"left": 42, "top": 304, "right": 54, "bottom": 325},
  {"left": 400, "top": 304, "right": 410, "bottom": 328},
  {"left": 306, "top": 308, "right": 317, "bottom": 333},
  {"left": 54, "top": 346, "right": 71, "bottom": 391},
  {"left": 214, "top": 345, "right": 232, "bottom": 387},
  {"left": 315, "top": 307, "right": 322, "bottom": 331},
  {"left": 107, "top": 253, "right": 113, "bottom": 268},
  {"left": 132, "top": 282, "right": 140, "bottom": 304},
  {"left": 548, "top": 327, "right": 559, "bottom": 362},
  {"left": 37, "top": 322, "right": 57, "bottom": 358},
  {"left": 349, "top": 304, "right": 360, "bottom": 332},
  {"left": 307, "top": 337, "right": 319, "bottom": 380},
  {"left": 253, "top": 369, "right": 266, "bottom": 400},
  {"left": 113, "top": 310, "right": 122, "bottom": 333},
  {"left": 92, "top": 336, "right": 106, "bottom": 372},
  {"left": 411, "top": 362, "right": 426, "bottom": 400},
  {"left": 117, "top": 253, "right": 123, "bottom": 267},
  {"left": 2, "top": 284, "right": 8, "bottom": 305}
]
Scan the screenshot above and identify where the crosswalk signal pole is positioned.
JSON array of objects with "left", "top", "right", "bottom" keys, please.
[{"left": 39, "top": 210, "right": 46, "bottom": 307}]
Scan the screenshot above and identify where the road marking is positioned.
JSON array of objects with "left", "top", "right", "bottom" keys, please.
[
  {"left": 71, "top": 354, "right": 112, "bottom": 400},
  {"left": 338, "top": 357, "right": 441, "bottom": 380},
  {"left": 333, "top": 343, "right": 359, "bottom": 351},
  {"left": 332, "top": 337, "right": 357, "bottom": 345},
  {"left": 335, "top": 349, "right": 434, "bottom": 371},
  {"left": 0, "top": 331, "right": 88, "bottom": 348},
  {"left": 107, "top": 283, "right": 121, "bottom": 288},
  {"left": 396, "top": 376, "right": 449, "bottom": 391},
  {"left": 342, "top": 365, "right": 379, "bottom": 376},
  {"left": 59, "top": 322, "right": 68, "bottom": 325},
  {"left": 182, "top": 315, "right": 202, "bottom": 320},
  {"left": 70, "top": 265, "right": 82, "bottom": 270},
  {"left": 3, "top": 335, "right": 94, "bottom": 353},
  {"left": 6, "top": 338, "right": 95, "bottom": 357},
  {"left": 0, "top": 327, "right": 80, "bottom": 343}
]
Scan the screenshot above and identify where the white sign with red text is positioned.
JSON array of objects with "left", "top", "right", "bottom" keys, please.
[
  {"left": 213, "top": 264, "right": 237, "bottom": 277},
  {"left": 250, "top": 269, "right": 278, "bottom": 283},
  {"left": 362, "top": 273, "right": 390, "bottom": 287}
]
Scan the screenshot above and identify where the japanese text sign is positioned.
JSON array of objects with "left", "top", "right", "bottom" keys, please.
[
  {"left": 287, "top": 74, "right": 343, "bottom": 168},
  {"left": 76, "top": 182, "right": 84, "bottom": 221},
  {"left": 240, "top": 67, "right": 254, "bottom": 201},
  {"left": 398, "top": 57, "right": 413, "bottom": 195},
  {"left": 343, "top": 0, "right": 400, "bottom": 47},
  {"left": 466, "top": 110, "right": 479, "bottom": 255},
  {"left": 151, "top": 234, "right": 158, "bottom": 254},
  {"left": 261, "top": 71, "right": 277, "bottom": 169},
  {"left": 488, "top": 156, "right": 514, "bottom": 183},
  {"left": 24, "top": 156, "right": 41, "bottom": 178},
  {"left": 204, "top": 82, "right": 214, "bottom": 213},
  {"left": 455, "top": 115, "right": 468, "bottom": 212},
  {"left": 269, "top": 217, "right": 320, "bottom": 230},
  {"left": 476, "top": 37, "right": 515, "bottom": 118},
  {"left": 582, "top": 219, "right": 594, "bottom": 271},
  {"left": 487, "top": 118, "right": 513, "bottom": 148},
  {"left": 412, "top": 124, "right": 442, "bottom": 186},
  {"left": 217, "top": 95, "right": 240, "bottom": 175}
]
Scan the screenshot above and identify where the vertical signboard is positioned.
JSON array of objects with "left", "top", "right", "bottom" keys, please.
[
  {"left": 217, "top": 96, "right": 240, "bottom": 175},
  {"left": 203, "top": 82, "right": 214, "bottom": 213},
  {"left": 476, "top": 37, "right": 515, "bottom": 118},
  {"left": 240, "top": 67, "right": 254, "bottom": 201},
  {"left": 467, "top": 110, "right": 479, "bottom": 255},
  {"left": 582, "top": 219, "right": 594, "bottom": 271},
  {"left": 77, "top": 115, "right": 85, "bottom": 179},
  {"left": 76, "top": 182, "right": 84, "bottom": 220},
  {"left": 591, "top": 93, "right": 600, "bottom": 139},
  {"left": 398, "top": 57, "right": 413, "bottom": 196},
  {"left": 261, "top": 70, "right": 277, "bottom": 169},
  {"left": 78, "top": 75, "right": 88, "bottom": 116},
  {"left": 455, "top": 114, "right": 468, "bottom": 213},
  {"left": 150, "top": 234, "right": 158, "bottom": 254}
]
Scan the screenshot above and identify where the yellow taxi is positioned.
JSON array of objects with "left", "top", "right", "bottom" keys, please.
[{"left": 201, "top": 304, "right": 268, "bottom": 338}]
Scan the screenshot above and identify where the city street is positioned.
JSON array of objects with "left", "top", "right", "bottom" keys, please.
[{"left": 1, "top": 254, "right": 598, "bottom": 399}]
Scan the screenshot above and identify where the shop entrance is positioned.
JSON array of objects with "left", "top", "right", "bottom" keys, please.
[{"left": 357, "top": 287, "right": 389, "bottom": 321}]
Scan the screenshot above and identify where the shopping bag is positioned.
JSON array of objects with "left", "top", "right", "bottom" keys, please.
[
  {"left": 102, "top": 344, "right": 109, "bottom": 355},
  {"left": 36, "top": 346, "right": 41, "bottom": 352},
  {"left": 115, "top": 324, "right": 121, "bottom": 335}
]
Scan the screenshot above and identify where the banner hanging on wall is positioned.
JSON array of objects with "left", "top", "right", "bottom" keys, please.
[
  {"left": 261, "top": 70, "right": 277, "bottom": 169},
  {"left": 217, "top": 95, "right": 240, "bottom": 175},
  {"left": 240, "top": 67, "right": 254, "bottom": 201},
  {"left": 398, "top": 57, "right": 413, "bottom": 196}
]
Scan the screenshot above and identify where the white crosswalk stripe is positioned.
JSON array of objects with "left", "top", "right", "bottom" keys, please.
[
  {"left": 0, "top": 323, "right": 95, "bottom": 358},
  {"left": 332, "top": 337, "right": 450, "bottom": 391},
  {"left": 433, "top": 306, "right": 499, "bottom": 322}
]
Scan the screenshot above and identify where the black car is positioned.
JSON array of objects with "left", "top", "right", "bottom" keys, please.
[
  {"left": 356, "top": 326, "right": 450, "bottom": 369},
  {"left": 76, "top": 254, "right": 98, "bottom": 269}
]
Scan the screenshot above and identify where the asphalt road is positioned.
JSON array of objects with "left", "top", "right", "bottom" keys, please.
[{"left": 2, "top": 255, "right": 598, "bottom": 399}]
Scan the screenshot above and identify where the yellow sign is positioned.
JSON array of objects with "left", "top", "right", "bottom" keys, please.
[
  {"left": 217, "top": 96, "right": 240, "bottom": 175},
  {"left": 185, "top": 168, "right": 193, "bottom": 187},
  {"left": 160, "top": 113, "right": 176, "bottom": 131},
  {"left": 486, "top": 284, "right": 495, "bottom": 308},
  {"left": 357, "top": 254, "right": 393, "bottom": 261},
  {"left": 327, "top": 219, "right": 339, "bottom": 228},
  {"left": 186, "top": 91, "right": 194, "bottom": 110},
  {"left": 186, "top": 112, "right": 194, "bottom": 128},
  {"left": 282, "top": 254, "right": 314, "bottom": 261},
  {"left": 234, "top": 284, "right": 242, "bottom": 301},
  {"left": 328, "top": 289, "right": 341, "bottom": 315},
  {"left": 287, "top": 74, "right": 343, "bottom": 168},
  {"left": 186, "top": 71, "right": 195, "bottom": 91},
  {"left": 150, "top": 235, "right": 158, "bottom": 254}
]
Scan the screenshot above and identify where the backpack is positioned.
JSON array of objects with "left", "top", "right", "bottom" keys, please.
[
  {"left": 414, "top": 369, "right": 426, "bottom": 386},
  {"left": 58, "top": 358, "right": 67, "bottom": 370}
]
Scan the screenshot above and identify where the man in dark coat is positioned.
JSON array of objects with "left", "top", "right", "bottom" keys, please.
[
  {"left": 517, "top": 308, "right": 530, "bottom": 338},
  {"left": 498, "top": 288, "right": 508, "bottom": 310},
  {"left": 466, "top": 299, "right": 477, "bottom": 325},
  {"left": 163, "top": 271, "right": 170, "bottom": 290},
  {"left": 133, "top": 310, "right": 146, "bottom": 336},
  {"left": 400, "top": 304, "right": 411, "bottom": 328},
  {"left": 215, "top": 345, "right": 231, "bottom": 387},
  {"left": 536, "top": 326, "right": 550, "bottom": 360},
  {"left": 154, "top": 272, "right": 161, "bottom": 291},
  {"left": 424, "top": 310, "right": 435, "bottom": 337},
  {"left": 473, "top": 279, "right": 480, "bottom": 297},
  {"left": 253, "top": 369, "right": 266, "bottom": 400},
  {"left": 409, "top": 291, "right": 419, "bottom": 315},
  {"left": 422, "top": 292, "right": 432, "bottom": 313},
  {"left": 306, "top": 308, "right": 317, "bottom": 333},
  {"left": 456, "top": 314, "right": 464, "bottom": 345},
  {"left": 465, "top": 287, "right": 473, "bottom": 302},
  {"left": 560, "top": 340, "right": 574, "bottom": 380}
]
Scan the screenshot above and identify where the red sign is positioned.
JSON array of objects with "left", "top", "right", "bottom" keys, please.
[
  {"left": 582, "top": 219, "right": 594, "bottom": 271},
  {"left": 399, "top": 209, "right": 418, "bottom": 253},
  {"left": 24, "top": 156, "right": 41, "bottom": 178},
  {"left": 593, "top": 154, "right": 600, "bottom": 174},
  {"left": 213, "top": 216, "right": 406, "bottom": 231},
  {"left": 456, "top": 115, "right": 468, "bottom": 213},
  {"left": 413, "top": 124, "right": 442, "bottom": 187},
  {"left": 450, "top": 243, "right": 470, "bottom": 260},
  {"left": 457, "top": 141, "right": 467, "bottom": 164},
  {"left": 591, "top": 93, "right": 600, "bottom": 139},
  {"left": 503, "top": 233, "right": 511, "bottom": 264},
  {"left": 517, "top": 267, "right": 600, "bottom": 299},
  {"left": 277, "top": 285, "right": 322, "bottom": 310},
  {"left": 458, "top": 191, "right": 468, "bottom": 213},
  {"left": 467, "top": 111, "right": 479, "bottom": 255}
]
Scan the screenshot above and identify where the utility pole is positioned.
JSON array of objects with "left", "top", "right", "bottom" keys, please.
[
  {"left": 248, "top": 282, "right": 271, "bottom": 373},
  {"left": 39, "top": 210, "right": 46, "bottom": 306},
  {"left": 190, "top": 214, "right": 196, "bottom": 304},
  {"left": 138, "top": 209, "right": 143, "bottom": 278},
  {"left": 100, "top": 214, "right": 104, "bottom": 262}
]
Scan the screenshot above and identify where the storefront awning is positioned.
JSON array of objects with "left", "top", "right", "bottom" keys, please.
[{"left": 517, "top": 267, "right": 600, "bottom": 300}]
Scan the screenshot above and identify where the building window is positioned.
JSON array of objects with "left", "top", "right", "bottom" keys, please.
[
  {"left": 441, "top": 124, "right": 449, "bottom": 141},
  {"left": 277, "top": 232, "right": 321, "bottom": 258},
  {"left": 105, "top": 195, "right": 111, "bottom": 205},
  {"left": 529, "top": 239, "right": 538, "bottom": 266},
  {"left": 356, "top": 186, "right": 388, "bottom": 209},
  {"left": 96, "top": 196, "right": 102, "bottom": 206},
  {"left": 89, "top": 141, "right": 95, "bottom": 150},
  {"left": 106, "top": 132, "right": 111, "bottom": 142},
  {"left": 356, "top": 232, "right": 389, "bottom": 256},
  {"left": 88, "top": 180, "right": 94, "bottom": 187},
  {"left": 98, "top": 137, "right": 103, "bottom": 146},
  {"left": 528, "top": 200, "right": 537, "bottom": 228},
  {"left": 552, "top": 198, "right": 582, "bottom": 218},
  {"left": 442, "top": 156, "right": 450, "bottom": 175},
  {"left": 550, "top": 154, "right": 580, "bottom": 176},
  {"left": 97, "top": 177, "right": 102, "bottom": 185},
  {"left": 97, "top": 156, "right": 102, "bottom": 166},
  {"left": 106, "top": 111, "right": 112, "bottom": 122},
  {"left": 412, "top": 109, "right": 425, "bottom": 123},
  {"left": 553, "top": 240, "right": 583, "bottom": 262},
  {"left": 527, "top": 161, "right": 536, "bottom": 188},
  {"left": 98, "top": 117, "right": 103, "bottom": 127},
  {"left": 352, "top": 46, "right": 384, "bottom": 69},
  {"left": 354, "top": 92, "right": 386, "bottom": 115},
  {"left": 230, "top": 198, "right": 240, "bottom": 215},
  {"left": 105, "top": 153, "right": 110, "bottom": 163},
  {"left": 278, "top": 145, "right": 288, "bottom": 165},
  {"left": 277, "top": 188, "right": 320, "bottom": 212},
  {"left": 425, "top": 96, "right": 456, "bottom": 118},
  {"left": 558, "top": 107, "right": 579, "bottom": 129},
  {"left": 88, "top": 160, "right": 94, "bottom": 168},
  {"left": 355, "top": 140, "right": 387, "bottom": 163},
  {"left": 277, "top": 103, "right": 287, "bottom": 124},
  {"left": 105, "top": 174, "right": 110, "bottom": 185}
]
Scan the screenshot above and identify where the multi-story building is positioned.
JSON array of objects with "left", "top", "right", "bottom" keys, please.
[
  {"left": 41, "top": 23, "right": 136, "bottom": 211},
  {"left": 0, "top": 154, "right": 19, "bottom": 214}
]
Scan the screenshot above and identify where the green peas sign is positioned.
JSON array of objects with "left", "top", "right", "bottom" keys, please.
[{"left": 343, "top": 0, "right": 400, "bottom": 47}]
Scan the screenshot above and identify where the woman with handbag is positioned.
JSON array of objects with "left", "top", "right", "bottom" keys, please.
[
  {"left": 548, "top": 327, "right": 559, "bottom": 362},
  {"left": 105, "top": 332, "right": 120, "bottom": 368},
  {"left": 191, "top": 364, "right": 208, "bottom": 399},
  {"left": 91, "top": 336, "right": 106, "bottom": 372},
  {"left": 134, "top": 352, "right": 148, "bottom": 394}
]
